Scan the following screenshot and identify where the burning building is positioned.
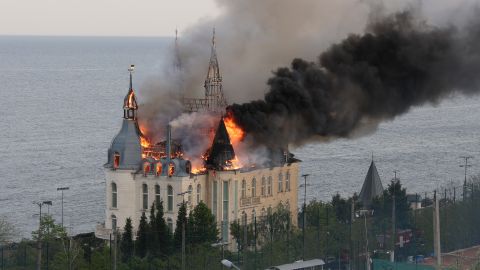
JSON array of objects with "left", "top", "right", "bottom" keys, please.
[{"left": 96, "top": 32, "right": 300, "bottom": 249}]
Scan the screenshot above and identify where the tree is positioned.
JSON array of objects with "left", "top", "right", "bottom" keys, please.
[
  {"left": 190, "top": 202, "right": 218, "bottom": 244},
  {"left": 174, "top": 202, "right": 187, "bottom": 248},
  {"left": 136, "top": 212, "right": 148, "bottom": 258},
  {"left": 0, "top": 216, "right": 15, "bottom": 244},
  {"left": 154, "top": 200, "right": 171, "bottom": 255},
  {"left": 148, "top": 203, "right": 158, "bottom": 254},
  {"left": 372, "top": 179, "right": 411, "bottom": 229},
  {"left": 120, "top": 218, "right": 134, "bottom": 262},
  {"left": 31, "top": 214, "right": 67, "bottom": 241}
]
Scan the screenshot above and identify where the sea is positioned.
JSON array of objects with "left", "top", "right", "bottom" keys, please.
[{"left": 1, "top": 36, "right": 479, "bottom": 239}]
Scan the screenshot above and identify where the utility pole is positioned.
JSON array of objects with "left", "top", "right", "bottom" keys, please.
[
  {"left": 433, "top": 191, "right": 442, "bottom": 269},
  {"left": 391, "top": 170, "right": 399, "bottom": 262},
  {"left": 34, "top": 201, "right": 52, "bottom": 270},
  {"left": 460, "top": 156, "right": 473, "bottom": 199},
  {"left": 57, "top": 187, "right": 70, "bottom": 227},
  {"left": 177, "top": 190, "right": 191, "bottom": 270},
  {"left": 301, "top": 174, "right": 310, "bottom": 261}
]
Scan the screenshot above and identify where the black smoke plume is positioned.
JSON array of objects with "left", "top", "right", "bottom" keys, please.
[{"left": 227, "top": 10, "right": 480, "bottom": 148}]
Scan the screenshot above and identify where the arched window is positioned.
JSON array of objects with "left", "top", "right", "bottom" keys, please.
[
  {"left": 168, "top": 162, "right": 175, "bottom": 177},
  {"left": 267, "top": 176, "right": 272, "bottom": 196},
  {"left": 167, "top": 218, "right": 173, "bottom": 233},
  {"left": 241, "top": 211, "right": 247, "bottom": 226},
  {"left": 142, "top": 184, "right": 148, "bottom": 210},
  {"left": 286, "top": 171, "right": 291, "bottom": 191},
  {"left": 143, "top": 162, "right": 151, "bottom": 176},
  {"left": 251, "top": 209, "right": 256, "bottom": 223},
  {"left": 261, "top": 208, "right": 266, "bottom": 221},
  {"left": 185, "top": 162, "right": 191, "bottom": 174},
  {"left": 278, "top": 173, "right": 283, "bottom": 193},
  {"left": 188, "top": 185, "right": 193, "bottom": 204},
  {"left": 197, "top": 184, "right": 201, "bottom": 204},
  {"left": 155, "top": 184, "right": 161, "bottom": 205},
  {"left": 111, "top": 182, "right": 117, "bottom": 208},
  {"left": 286, "top": 200, "right": 291, "bottom": 213},
  {"left": 261, "top": 177, "right": 266, "bottom": 196},
  {"left": 113, "top": 152, "right": 120, "bottom": 169},
  {"left": 156, "top": 164, "right": 162, "bottom": 176},
  {"left": 241, "top": 179, "right": 246, "bottom": 198},
  {"left": 111, "top": 215, "right": 117, "bottom": 230},
  {"left": 251, "top": 178, "right": 257, "bottom": 197},
  {"left": 167, "top": 185, "right": 174, "bottom": 211}
]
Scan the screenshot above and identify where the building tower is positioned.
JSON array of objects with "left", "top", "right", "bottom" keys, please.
[
  {"left": 204, "top": 28, "right": 227, "bottom": 113},
  {"left": 358, "top": 158, "right": 384, "bottom": 208},
  {"left": 107, "top": 65, "right": 142, "bottom": 170}
]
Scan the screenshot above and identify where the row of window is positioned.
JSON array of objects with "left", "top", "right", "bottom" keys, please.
[
  {"left": 111, "top": 182, "right": 202, "bottom": 212},
  {"left": 240, "top": 202, "right": 290, "bottom": 225},
  {"left": 240, "top": 172, "right": 291, "bottom": 198}
]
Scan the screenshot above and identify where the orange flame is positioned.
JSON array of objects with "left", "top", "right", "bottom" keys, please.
[{"left": 224, "top": 114, "right": 245, "bottom": 145}]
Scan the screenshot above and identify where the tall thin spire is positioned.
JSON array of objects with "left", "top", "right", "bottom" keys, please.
[
  {"left": 129, "top": 64, "right": 134, "bottom": 90},
  {"left": 204, "top": 27, "right": 226, "bottom": 113},
  {"left": 174, "top": 29, "right": 182, "bottom": 71},
  {"left": 124, "top": 65, "right": 138, "bottom": 120}
]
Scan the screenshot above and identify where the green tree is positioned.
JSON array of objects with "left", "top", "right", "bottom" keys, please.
[
  {"left": 0, "top": 216, "right": 15, "bottom": 244},
  {"left": 31, "top": 214, "right": 67, "bottom": 241},
  {"left": 136, "top": 212, "right": 148, "bottom": 258},
  {"left": 120, "top": 217, "right": 134, "bottom": 262},
  {"left": 174, "top": 202, "right": 187, "bottom": 249},
  {"left": 148, "top": 203, "right": 158, "bottom": 254},
  {"left": 190, "top": 202, "right": 218, "bottom": 244},
  {"left": 154, "top": 200, "right": 171, "bottom": 255}
]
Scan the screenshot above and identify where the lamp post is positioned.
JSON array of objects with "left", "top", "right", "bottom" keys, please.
[
  {"left": 221, "top": 259, "right": 241, "bottom": 270},
  {"left": 57, "top": 187, "right": 69, "bottom": 227},
  {"left": 34, "top": 200, "right": 52, "bottom": 270},
  {"left": 301, "top": 174, "right": 310, "bottom": 261}
]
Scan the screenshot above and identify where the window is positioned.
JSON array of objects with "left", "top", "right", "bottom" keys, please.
[
  {"left": 111, "top": 215, "right": 117, "bottom": 230},
  {"left": 278, "top": 173, "right": 283, "bottom": 193},
  {"left": 197, "top": 184, "right": 201, "bottom": 204},
  {"left": 185, "top": 162, "right": 191, "bottom": 174},
  {"left": 111, "top": 182, "right": 117, "bottom": 208},
  {"left": 251, "top": 178, "right": 256, "bottom": 197},
  {"left": 113, "top": 152, "right": 120, "bottom": 169},
  {"left": 188, "top": 185, "right": 193, "bottom": 204},
  {"left": 286, "top": 171, "right": 291, "bottom": 191},
  {"left": 143, "top": 162, "right": 151, "bottom": 176},
  {"left": 168, "top": 162, "right": 175, "bottom": 177},
  {"left": 261, "top": 177, "right": 266, "bottom": 196},
  {"left": 267, "top": 176, "right": 272, "bottom": 196},
  {"left": 142, "top": 184, "right": 148, "bottom": 210},
  {"left": 222, "top": 181, "right": 229, "bottom": 241},
  {"left": 261, "top": 208, "right": 266, "bottom": 221},
  {"left": 241, "top": 211, "right": 247, "bottom": 226},
  {"left": 155, "top": 184, "right": 161, "bottom": 205},
  {"left": 251, "top": 209, "right": 256, "bottom": 223},
  {"left": 156, "top": 163, "right": 162, "bottom": 176},
  {"left": 241, "top": 179, "right": 246, "bottom": 198},
  {"left": 167, "top": 185, "right": 174, "bottom": 212},
  {"left": 213, "top": 181, "right": 218, "bottom": 218},
  {"left": 167, "top": 218, "right": 173, "bottom": 233}
]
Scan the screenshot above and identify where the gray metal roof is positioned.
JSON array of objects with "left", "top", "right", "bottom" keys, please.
[
  {"left": 268, "top": 259, "right": 325, "bottom": 270},
  {"left": 107, "top": 119, "right": 142, "bottom": 170},
  {"left": 358, "top": 160, "right": 384, "bottom": 208}
]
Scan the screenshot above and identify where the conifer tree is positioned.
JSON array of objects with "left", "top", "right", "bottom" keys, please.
[
  {"left": 191, "top": 202, "right": 218, "bottom": 244},
  {"left": 154, "top": 200, "right": 171, "bottom": 255},
  {"left": 174, "top": 202, "right": 187, "bottom": 248},
  {"left": 120, "top": 217, "right": 134, "bottom": 262},
  {"left": 148, "top": 203, "right": 158, "bottom": 254},
  {"left": 136, "top": 212, "right": 148, "bottom": 258}
]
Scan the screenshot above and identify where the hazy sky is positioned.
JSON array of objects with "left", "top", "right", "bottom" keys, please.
[{"left": 0, "top": 0, "right": 220, "bottom": 36}]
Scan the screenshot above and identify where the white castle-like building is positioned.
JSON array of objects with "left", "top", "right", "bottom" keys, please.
[{"left": 95, "top": 31, "right": 300, "bottom": 248}]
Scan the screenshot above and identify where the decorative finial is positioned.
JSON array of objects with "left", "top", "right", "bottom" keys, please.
[
  {"left": 371, "top": 151, "right": 374, "bottom": 162},
  {"left": 128, "top": 64, "right": 135, "bottom": 90}
]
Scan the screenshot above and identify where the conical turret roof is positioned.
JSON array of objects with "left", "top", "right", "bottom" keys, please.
[
  {"left": 206, "top": 118, "right": 235, "bottom": 170},
  {"left": 358, "top": 160, "right": 384, "bottom": 208}
]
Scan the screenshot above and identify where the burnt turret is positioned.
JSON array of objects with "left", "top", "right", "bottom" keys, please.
[{"left": 206, "top": 118, "right": 235, "bottom": 170}]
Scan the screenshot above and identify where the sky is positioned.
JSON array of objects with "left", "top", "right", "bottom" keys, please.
[{"left": 0, "top": 0, "right": 220, "bottom": 36}]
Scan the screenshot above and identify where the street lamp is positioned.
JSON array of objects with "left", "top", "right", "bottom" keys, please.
[
  {"left": 301, "top": 174, "right": 310, "bottom": 261},
  {"left": 34, "top": 200, "right": 52, "bottom": 270},
  {"left": 57, "top": 187, "right": 69, "bottom": 227},
  {"left": 221, "top": 259, "right": 241, "bottom": 270}
]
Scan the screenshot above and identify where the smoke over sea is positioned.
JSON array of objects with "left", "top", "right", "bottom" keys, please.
[{"left": 137, "top": 0, "right": 480, "bottom": 153}]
